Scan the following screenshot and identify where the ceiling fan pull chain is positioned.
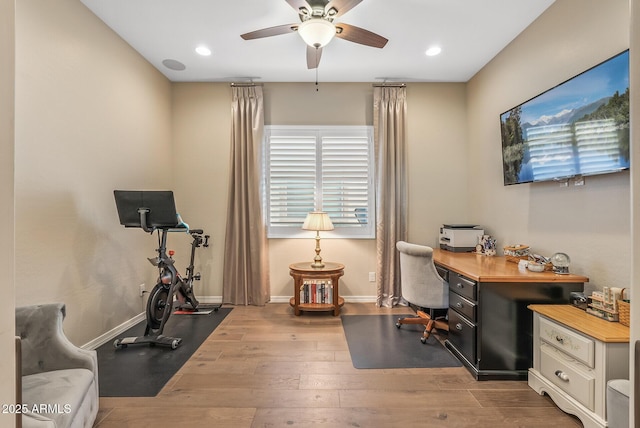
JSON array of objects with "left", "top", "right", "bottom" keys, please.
[{"left": 315, "top": 47, "right": 319, "bottom": 91}]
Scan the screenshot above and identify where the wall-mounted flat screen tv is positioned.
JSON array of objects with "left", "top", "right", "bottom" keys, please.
[{"left": 500, "top": 50, "right": 629, "bottom": 186}]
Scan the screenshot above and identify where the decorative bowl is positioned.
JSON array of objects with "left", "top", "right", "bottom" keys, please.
[{"left": 527, "top": 262, "right": 545, "bottom": 272}]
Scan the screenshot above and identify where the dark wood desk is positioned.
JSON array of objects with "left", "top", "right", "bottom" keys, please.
[{"left": 432, "top": 249, "right": 589, "bottom": 380}]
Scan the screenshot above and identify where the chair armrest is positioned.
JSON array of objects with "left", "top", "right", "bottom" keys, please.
[{"left": 16, "top": 303, "right": 96, "bottom": 376}]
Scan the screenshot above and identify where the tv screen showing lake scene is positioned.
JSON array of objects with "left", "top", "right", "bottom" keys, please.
[{"left": 500, "top": 50, "right": 629, "bottom": 185}]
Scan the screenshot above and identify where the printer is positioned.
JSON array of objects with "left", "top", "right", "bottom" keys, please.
[{"left": 439, "top": 224, "right": 484, "bottom": 252}]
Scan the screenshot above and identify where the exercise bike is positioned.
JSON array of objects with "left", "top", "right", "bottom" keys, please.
[{"left": 113, "top": 190, "right": 217, "bottom": 350}]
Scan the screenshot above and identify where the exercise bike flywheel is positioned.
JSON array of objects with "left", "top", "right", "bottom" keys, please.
[{"left": 146, "top": 283, "right": 170, "bottom": 330}]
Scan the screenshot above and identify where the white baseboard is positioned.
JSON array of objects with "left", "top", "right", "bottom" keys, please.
[
  {"left": 195, "top": 295, "right": 223, "bottom": 304},
  {"left": 82, "top": 294, "right": 376, "bottom": 350},
  {"left": 342, "top": 296, "right": 377, "bottom": 303},
  {"left": 82, "top": 312, "right": 146, "bottom": 350},
  {"left": 269, "top": 295, "right": 377, "bottom": 303}
]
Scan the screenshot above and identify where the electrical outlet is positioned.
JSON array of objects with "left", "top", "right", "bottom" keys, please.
[
  {"left": 139, "top": 283, "right": 145, "bottom": 297},
  {"left": 368, "top": 272, "right": 376, "bottom": 282}
]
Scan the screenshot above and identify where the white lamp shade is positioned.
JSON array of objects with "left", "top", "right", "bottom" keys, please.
[
  {"left": 297, "top": 19, "right": 336, "bottom": 48},
  {"left": 302, "top": 211, "right": 334, "bottom": 231}
]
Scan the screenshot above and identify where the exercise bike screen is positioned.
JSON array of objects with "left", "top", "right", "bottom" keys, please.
[{"left": 114, "top": 190, "right": 178, "bottom": 228}]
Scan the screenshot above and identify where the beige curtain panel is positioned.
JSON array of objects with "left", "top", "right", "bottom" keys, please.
[
  {"left": 223, "top": 86, "right": 270, "bottom": 305},
  {"left": 373, "top": 86, "right": 408, "bottom": 307}
]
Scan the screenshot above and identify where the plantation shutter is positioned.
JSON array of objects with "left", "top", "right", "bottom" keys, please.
[
  {"left": 267, "top": 134, "right": 316, "bottom": 228},
  {"left": 321, "top": 134, "right": 372, "bottom": 227},
  {"left": 264, "top": 126, "right": 374, "bottom": 238}
]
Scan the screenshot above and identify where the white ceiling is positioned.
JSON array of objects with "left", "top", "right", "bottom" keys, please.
[{"left": 80, "top": 0, "right": 556, "bottom": 83}]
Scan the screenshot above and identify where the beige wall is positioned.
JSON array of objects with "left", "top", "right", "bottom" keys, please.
[
  {"left": 171, "top": 82, "right": 468, "bottom": 300},
  {"left": 467, "top": 0, "right": 630, "bottom": 294},
  {"left": 0, "top": 0, "right": 15, "bottom": 425},
  {"left": 14, "top": 0, "right": 173, "bottom": 345},
  {"left": 171, "top": 83, "right": 232, "bottom": 300},
  {"left": 8, "top": 2, "right": 636, "bottom": 419}
]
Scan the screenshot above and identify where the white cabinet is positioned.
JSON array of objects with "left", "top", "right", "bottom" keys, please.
[{"left": 528, "top": 305, "right": 629, "bottom": 428}]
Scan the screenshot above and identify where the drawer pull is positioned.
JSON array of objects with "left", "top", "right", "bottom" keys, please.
[
  {"left": 455, "top": 323, "right": 463, "bottom": 331},
  {"left": 554, "top": 370, "right": 570, "bottom": 382},
  {"left": 455, "top": 302, "right": 463, "bottom": 308},
  {"left": 555, "top": 336, "right": 565, "bottom": 345}
]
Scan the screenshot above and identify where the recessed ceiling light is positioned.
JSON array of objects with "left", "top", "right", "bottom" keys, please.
[
  {"left": 195, "top": 46, "right": 212, "bottom": 56},
  {"left": 425, "top": 46, "right": 442, "bottom": 57}
]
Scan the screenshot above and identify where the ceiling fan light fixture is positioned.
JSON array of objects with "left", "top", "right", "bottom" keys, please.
[
  {"left": 195, "top": 45, "right": 212, "bottom": 56},
  {"left": 425, "top": 46, "right": 442, "bottom": 56},
  {"left": 298, "top": 19, "right": 336, "bottom": 48}
]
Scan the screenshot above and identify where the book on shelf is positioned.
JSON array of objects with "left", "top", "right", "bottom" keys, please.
[{"left": 300, "top": 280, "right": 333, "bottom": 304}]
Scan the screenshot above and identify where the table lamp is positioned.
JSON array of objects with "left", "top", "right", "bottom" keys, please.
[{"left": 302, "top": 211, "right": 334, "bottom": 268}]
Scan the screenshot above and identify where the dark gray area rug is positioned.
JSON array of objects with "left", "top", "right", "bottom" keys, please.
[
  {"left": 341, "top": 314, "right": 462, "bottom": 369},
  {"left": 97, "top": 306, "right": 231, "bottom": 397}
]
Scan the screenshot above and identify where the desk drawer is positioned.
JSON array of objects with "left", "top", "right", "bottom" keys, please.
[
  {"left": 449, "top": 291, "right": 476, "bottom": 321},
  {"left": 435, "top": 265, "right": 449, "bottom": 282},
  {"left": 539, "top": 316, "right": 594, "bottom": 368},
  {"left": 449, "top": 272, "right": 477, "bottom": 301},
  {"left": 448, "top": 310, "right": 476, "bottom": 364},
  {"left": 540, "top": 342, "right": 595, "bottom": 411}
]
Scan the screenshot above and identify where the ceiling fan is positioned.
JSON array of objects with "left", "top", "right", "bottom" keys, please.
[{"left": 240, "top": 0, "right": 388, "bottom": 69}]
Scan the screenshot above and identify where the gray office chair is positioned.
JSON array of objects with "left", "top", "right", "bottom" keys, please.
[{"left": 395, "top": 241, "right": 449, "bottom": 343}]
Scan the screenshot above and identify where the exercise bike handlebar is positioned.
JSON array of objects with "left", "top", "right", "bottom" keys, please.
[{"left": 137, "top": 209, "right": 206, "bottom": 236}]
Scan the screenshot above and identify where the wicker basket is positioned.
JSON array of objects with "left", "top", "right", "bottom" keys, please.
[
  {"left": 503, "top": 245, "right": 530, "bottom": 263},
  {"left": 506, "top": 255, "right": 528, "bottom": 263},
  {"left": 618, "top": 288, "right": 630, "bottom": 327}
]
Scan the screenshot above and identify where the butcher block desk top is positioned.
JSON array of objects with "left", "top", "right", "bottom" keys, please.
[
  {"left": 432, "top": 249, "right": 589, "bottom": 283},
  {"left": 529, "top": 304, "right": 629, "bottom": 343}
]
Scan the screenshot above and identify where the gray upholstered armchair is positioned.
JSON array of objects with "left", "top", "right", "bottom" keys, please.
[
  {"left": 16, "top": 303, "right": 99, "bottom": 428},
  {"left": 395, "top": 241, "right": 449, "bottom": 343}
]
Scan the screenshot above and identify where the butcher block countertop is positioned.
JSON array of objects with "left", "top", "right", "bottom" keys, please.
[
  {"left": 433, "top": 248, "right": 589, "bottom": 284},
  {"left": 528, "top": 304, "right": 629, "bottom": 343}
]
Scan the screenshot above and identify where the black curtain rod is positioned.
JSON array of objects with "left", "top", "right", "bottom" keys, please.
[
  {"left": 230, "top": 82, "right": 263, "bottom": 87},
  {"left": 372, "top": 83, "right": 406, "bottom": 87},
  {"left": 231, "top": 82, "right": 403, "bottom": 87}
]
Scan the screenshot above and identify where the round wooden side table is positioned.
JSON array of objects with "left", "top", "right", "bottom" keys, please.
[{"left": 289, "top": 262, "right": 345, "bottom": 316}]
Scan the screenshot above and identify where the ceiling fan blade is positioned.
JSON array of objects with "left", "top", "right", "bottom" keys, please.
[
  {"left": 285, "top": 0, "right": 312, "bottom": 16},
  {"left": 335, "top": 23, "right": 388, "bottom": 48},
  {"left": 306, "top": 45, "right": 323, "bottom": 69},
  {"left": 325, "top": 0, "right": 363, "bottom": 18},
  {"left": 241, "top": 24, "right": 298, "bottom": 40}
]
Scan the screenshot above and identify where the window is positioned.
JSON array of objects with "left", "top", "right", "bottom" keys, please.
[{"left": 264, "top": 125, "right": 375, "bottom": 238}]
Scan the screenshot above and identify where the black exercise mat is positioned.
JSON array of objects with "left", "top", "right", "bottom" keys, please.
[
  {"left": 97, "top": 306, "right": 232, "bottom": 397},
  {"left": 341, "top": 314, "right": 462, "bottom": 369}
]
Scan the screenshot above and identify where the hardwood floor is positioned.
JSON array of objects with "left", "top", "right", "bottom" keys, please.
[{"left": 95, "top": 303, "right": 582, "bottom": 427}]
